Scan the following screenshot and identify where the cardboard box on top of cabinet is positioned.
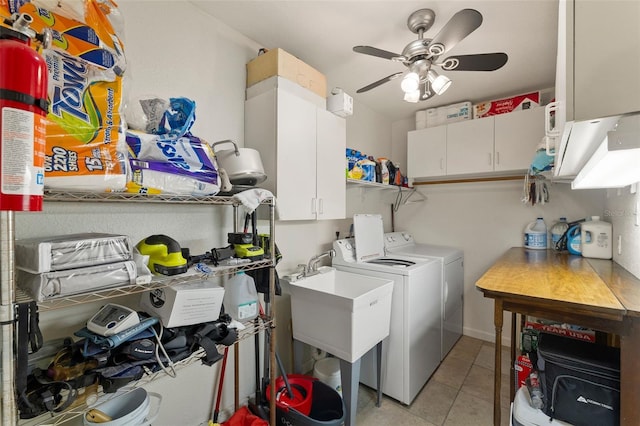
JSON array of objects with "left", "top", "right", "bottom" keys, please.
[
  {"left": 246, "top": 48, "right": 327, "bottom": 98},
  {"left": 473, "top": 91, "right": 540, "bottom": 119},
  {"left": 139, "top": 279, "right": 225, "bottom": 328},
  {"left": 416, "top": 101, "right": 471, "bottom": 128}
]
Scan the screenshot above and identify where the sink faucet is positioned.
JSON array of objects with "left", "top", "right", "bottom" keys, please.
[{"left": 307, "top": 249, "right": 336, "bottom": 274}]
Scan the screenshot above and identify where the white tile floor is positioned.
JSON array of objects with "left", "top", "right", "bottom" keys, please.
[{"left": 354, "top": 336, "right": 512, "bottom": 426}]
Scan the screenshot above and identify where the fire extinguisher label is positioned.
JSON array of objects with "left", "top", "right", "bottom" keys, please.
[{"left": 1, "top": 107, "right": 45, "bottom": 195}]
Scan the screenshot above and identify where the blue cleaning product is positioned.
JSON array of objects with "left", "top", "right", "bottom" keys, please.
[{"left": 566, "top": 224, "right": 582, "bottom": 255}]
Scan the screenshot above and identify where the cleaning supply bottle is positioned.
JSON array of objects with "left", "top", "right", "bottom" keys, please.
[
  {"left": 223, "top": 271, "right": 258, "bottom": 321},
  {"left": 581, "top": 216, "right": 613, "bottom": 259},
  {"left": 550, "top": 217, "right": 569, "bottom": 250},
  {"left": 378, "top": 158, "right": 390, "bottom": 184},
  {"left": 524, "top": 218, "right": 547, "bottom": 250},
  {"left": 566, "top": 224, "right": 582, "bottom": 255}
]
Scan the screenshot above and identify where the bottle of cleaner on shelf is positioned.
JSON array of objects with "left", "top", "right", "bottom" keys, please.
[
  {"left": 581, "top": 216, "right": 613, "bottom": 259},
  {"left": 566, "top": 224, "right": 582, "bottom": 255},
  {"left": 378, "top": 158, "right": 390, "bottom": 184},
  {"left": 524, "top": 218, "right": 547, "bottom": 250},
  {"left": 223, "top": 271, "right": 258, "bottom": 322},
  {"left": 550, "top": 217, "right": 569, "bottom": 250}
]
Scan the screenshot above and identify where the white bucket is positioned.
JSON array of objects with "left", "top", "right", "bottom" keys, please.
[
  {"left": 83, "top": 388, "right": 162, "bottom": 426},
  {"left": 314, "top": 357, "right": 342, "bottom": 396}
]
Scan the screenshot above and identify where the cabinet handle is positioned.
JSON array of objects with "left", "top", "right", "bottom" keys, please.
[
  {"left": 545, "top": 101, "right": 559, "bottom": 137},
  {"left": 488, "top": 153, "right": 492, "bottom": 166},
  {"left": 318, "top": 198, "right": 324, "bottom": 214},
  {"left": 311, "top": 198, "right": 317, "bottom": 214},
  {"left": 440, "top": 158, "right": 444, "bottom": 170},
  {"left": 495, "top": 152, "right": 500, "bottom": 165}
]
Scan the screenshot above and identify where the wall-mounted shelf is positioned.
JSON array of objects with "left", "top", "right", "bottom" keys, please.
[
  {"left": 346, "top": 179, "right": 411, "bottom": 192},
  {"left": 346, "top": 179, "right": 425, "bottom": 208}
]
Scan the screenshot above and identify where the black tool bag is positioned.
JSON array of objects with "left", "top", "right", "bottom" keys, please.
[{"left": 537, "top": 332, "right": 620, "bottom": 425}]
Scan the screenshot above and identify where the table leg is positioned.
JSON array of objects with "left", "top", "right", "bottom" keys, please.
[
  {"left": 375, "top": 341, "right": 382, "bottom": 407},
  {"left": 340, "top": 358, "right": 361, "bottom": 426},
  {"left": 510, "top": 312, "right": 517, "bottom": 403},
  {"left": 493, "top": 299, "right": 504, "bottom": 426},
  {"left": 620, "top": 317, "right": 640, "bottom": 425}
]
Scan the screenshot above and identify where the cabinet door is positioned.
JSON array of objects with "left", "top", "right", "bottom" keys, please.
[
  {"left": 494, "top": 108, "right": 545, "bottom": 172},
  {"left": 316, "top": 109, "right": 346, "bottom": 220},
  {"left": 446, "top": 118, "right": 494, "bottom": 175},
  {"left": 276, "top": 90, "right": 317, "bottom": 220},
  {"left": 407, "top": 126, "right": 447, "bottom": 178},
  {"left": 574, "top": 0, "right": 640, "bottom": 120}
]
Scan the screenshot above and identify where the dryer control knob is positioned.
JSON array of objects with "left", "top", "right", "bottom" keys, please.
[{"left": 402, "top": 233, "right": 411, "bottom": 241}]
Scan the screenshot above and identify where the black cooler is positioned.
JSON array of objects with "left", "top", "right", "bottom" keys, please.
[{"left": 537, "top": 332, "right": 620, "bottom": 426}]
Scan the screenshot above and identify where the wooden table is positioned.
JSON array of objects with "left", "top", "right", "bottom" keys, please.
[{"left": 476, "top": 247, "right": 640, "bottom": 426}]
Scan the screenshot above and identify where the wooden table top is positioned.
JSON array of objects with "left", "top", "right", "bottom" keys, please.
[{"left": 476, "top": 247, "right": 640, "bottom": 315}]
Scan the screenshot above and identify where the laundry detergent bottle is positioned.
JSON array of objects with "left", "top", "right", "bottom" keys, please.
[
  {"left": 581, "top": 216, "right": 613, "bottom": 259},
  {"left": 524, "top": 218, "right": 547, "bottom": 249},
  {"left": 223, "top": 271, "right": 259, "bottom": 321},
  {"left": 566, "top": 224, "right": 582, "bottom": 255}
]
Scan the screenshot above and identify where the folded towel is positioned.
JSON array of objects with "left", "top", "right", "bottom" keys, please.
[{"left": 232, "top": 188, "right": 276, "bottom": 215}]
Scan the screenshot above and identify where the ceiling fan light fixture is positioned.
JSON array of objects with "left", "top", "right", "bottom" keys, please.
[
  {"left": 427, "top": 70, "right": 452, "bottom": 95},
  {"left": 401, "top": 72, "right": 420, "bottom": 93},
  {"left": 404, "top": 89, "right": 420, "bottom": 103}
]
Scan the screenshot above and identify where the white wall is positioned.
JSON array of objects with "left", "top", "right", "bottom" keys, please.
[
  {"left": 604, "top": 186, "right": 640, "bottom": 278},
  {"left": 394, "top": 180, "right": 606, "bottom": 344},
  {"left": 344, "top": 100, "right": 392, "bottom": 158}
]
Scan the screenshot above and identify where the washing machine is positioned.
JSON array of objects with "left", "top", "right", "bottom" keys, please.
[
  {"left": 384, "top": 232, "right": 464, "bottom": 360},
  {"left": 332, "top": 214, "right": 442, "bottom": 405}
]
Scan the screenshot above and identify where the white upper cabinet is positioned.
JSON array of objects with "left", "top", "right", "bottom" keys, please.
[
  {"left": 494, "top": 107, "right": 545, "bottom": 172},
  {"left": 559, "top": 0, "right": 640, "bottom": 122},
  {"left": 446, "top": 118, "right": 494, "bottom": 175},
  {"left": 315, "top": 108, "right": 347, "bottom": 220},
  {"left": 245, "top": 86, "right": 346, "bottom": 221},
  {"left": 408, "top": 108, "right": 544, "bottom": 180},
  {"left": 407, "top": 126, "right": 447, "bottom": 178}
]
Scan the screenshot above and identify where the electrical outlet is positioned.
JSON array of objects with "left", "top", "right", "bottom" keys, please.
[{"left": 618, "top": 235, "right": 622, "bottom": 255}]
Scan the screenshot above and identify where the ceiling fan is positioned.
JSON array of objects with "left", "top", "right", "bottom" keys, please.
[{"left": 353, "top": 8, "right": 508, "bottom": 102}]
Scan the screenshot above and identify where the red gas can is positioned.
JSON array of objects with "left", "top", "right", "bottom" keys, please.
[{"left": 0, "top": 14, "right": 48, "bottom": 211}]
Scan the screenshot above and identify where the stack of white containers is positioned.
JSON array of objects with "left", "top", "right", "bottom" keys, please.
[
  {"left": 15, "top": 233, "right": 137, "bottom": 301},
  {"left": 415, "top": 101, "right": 472, "bottom": 129}
]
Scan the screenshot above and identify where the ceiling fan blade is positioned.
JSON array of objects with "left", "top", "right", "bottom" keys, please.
[
  {"left": 353, "top": 45, "right": 403, "bottom": 61},
  {"left": 426, "top": 9, "right": 483, "bottom": 56},
  {"left": 356, "top": 72, "right": 403, "bottom": 93},
  {"left": 439, "top": 53, "right": 508, "bottom": 71}
]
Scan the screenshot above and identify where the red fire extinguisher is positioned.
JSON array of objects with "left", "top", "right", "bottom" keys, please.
[{"left": 0, "top": 13, "right": 50, "bottom": 211}]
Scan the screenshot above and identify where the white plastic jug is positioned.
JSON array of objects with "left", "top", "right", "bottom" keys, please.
[
  {"left": 550, "top": 217, "right": 569, "bottom": 251},
  {"left": 581, "top": 216, "right": 612, "bottom": 259},
  {"left": 223, "top": 271, "right": 259, "bottom": 321},
  {"left": 524, "top": 218, "right": 547, "bottom": 250}
]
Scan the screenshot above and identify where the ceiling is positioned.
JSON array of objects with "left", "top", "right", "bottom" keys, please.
[{"left": 193, "top": 1, "right": 559, "bottom": 122}]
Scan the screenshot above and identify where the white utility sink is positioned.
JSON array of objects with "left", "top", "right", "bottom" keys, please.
[{"left": 287, "top": 266, "right": 393, "bottom": 363}]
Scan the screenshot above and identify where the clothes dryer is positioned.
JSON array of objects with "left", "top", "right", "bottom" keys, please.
[
  {"left": 332, "top": 215, "right": 442, "bottom": 405},
  {"left": 384, "top": 232, "right": 464, "bottom": 360}
]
